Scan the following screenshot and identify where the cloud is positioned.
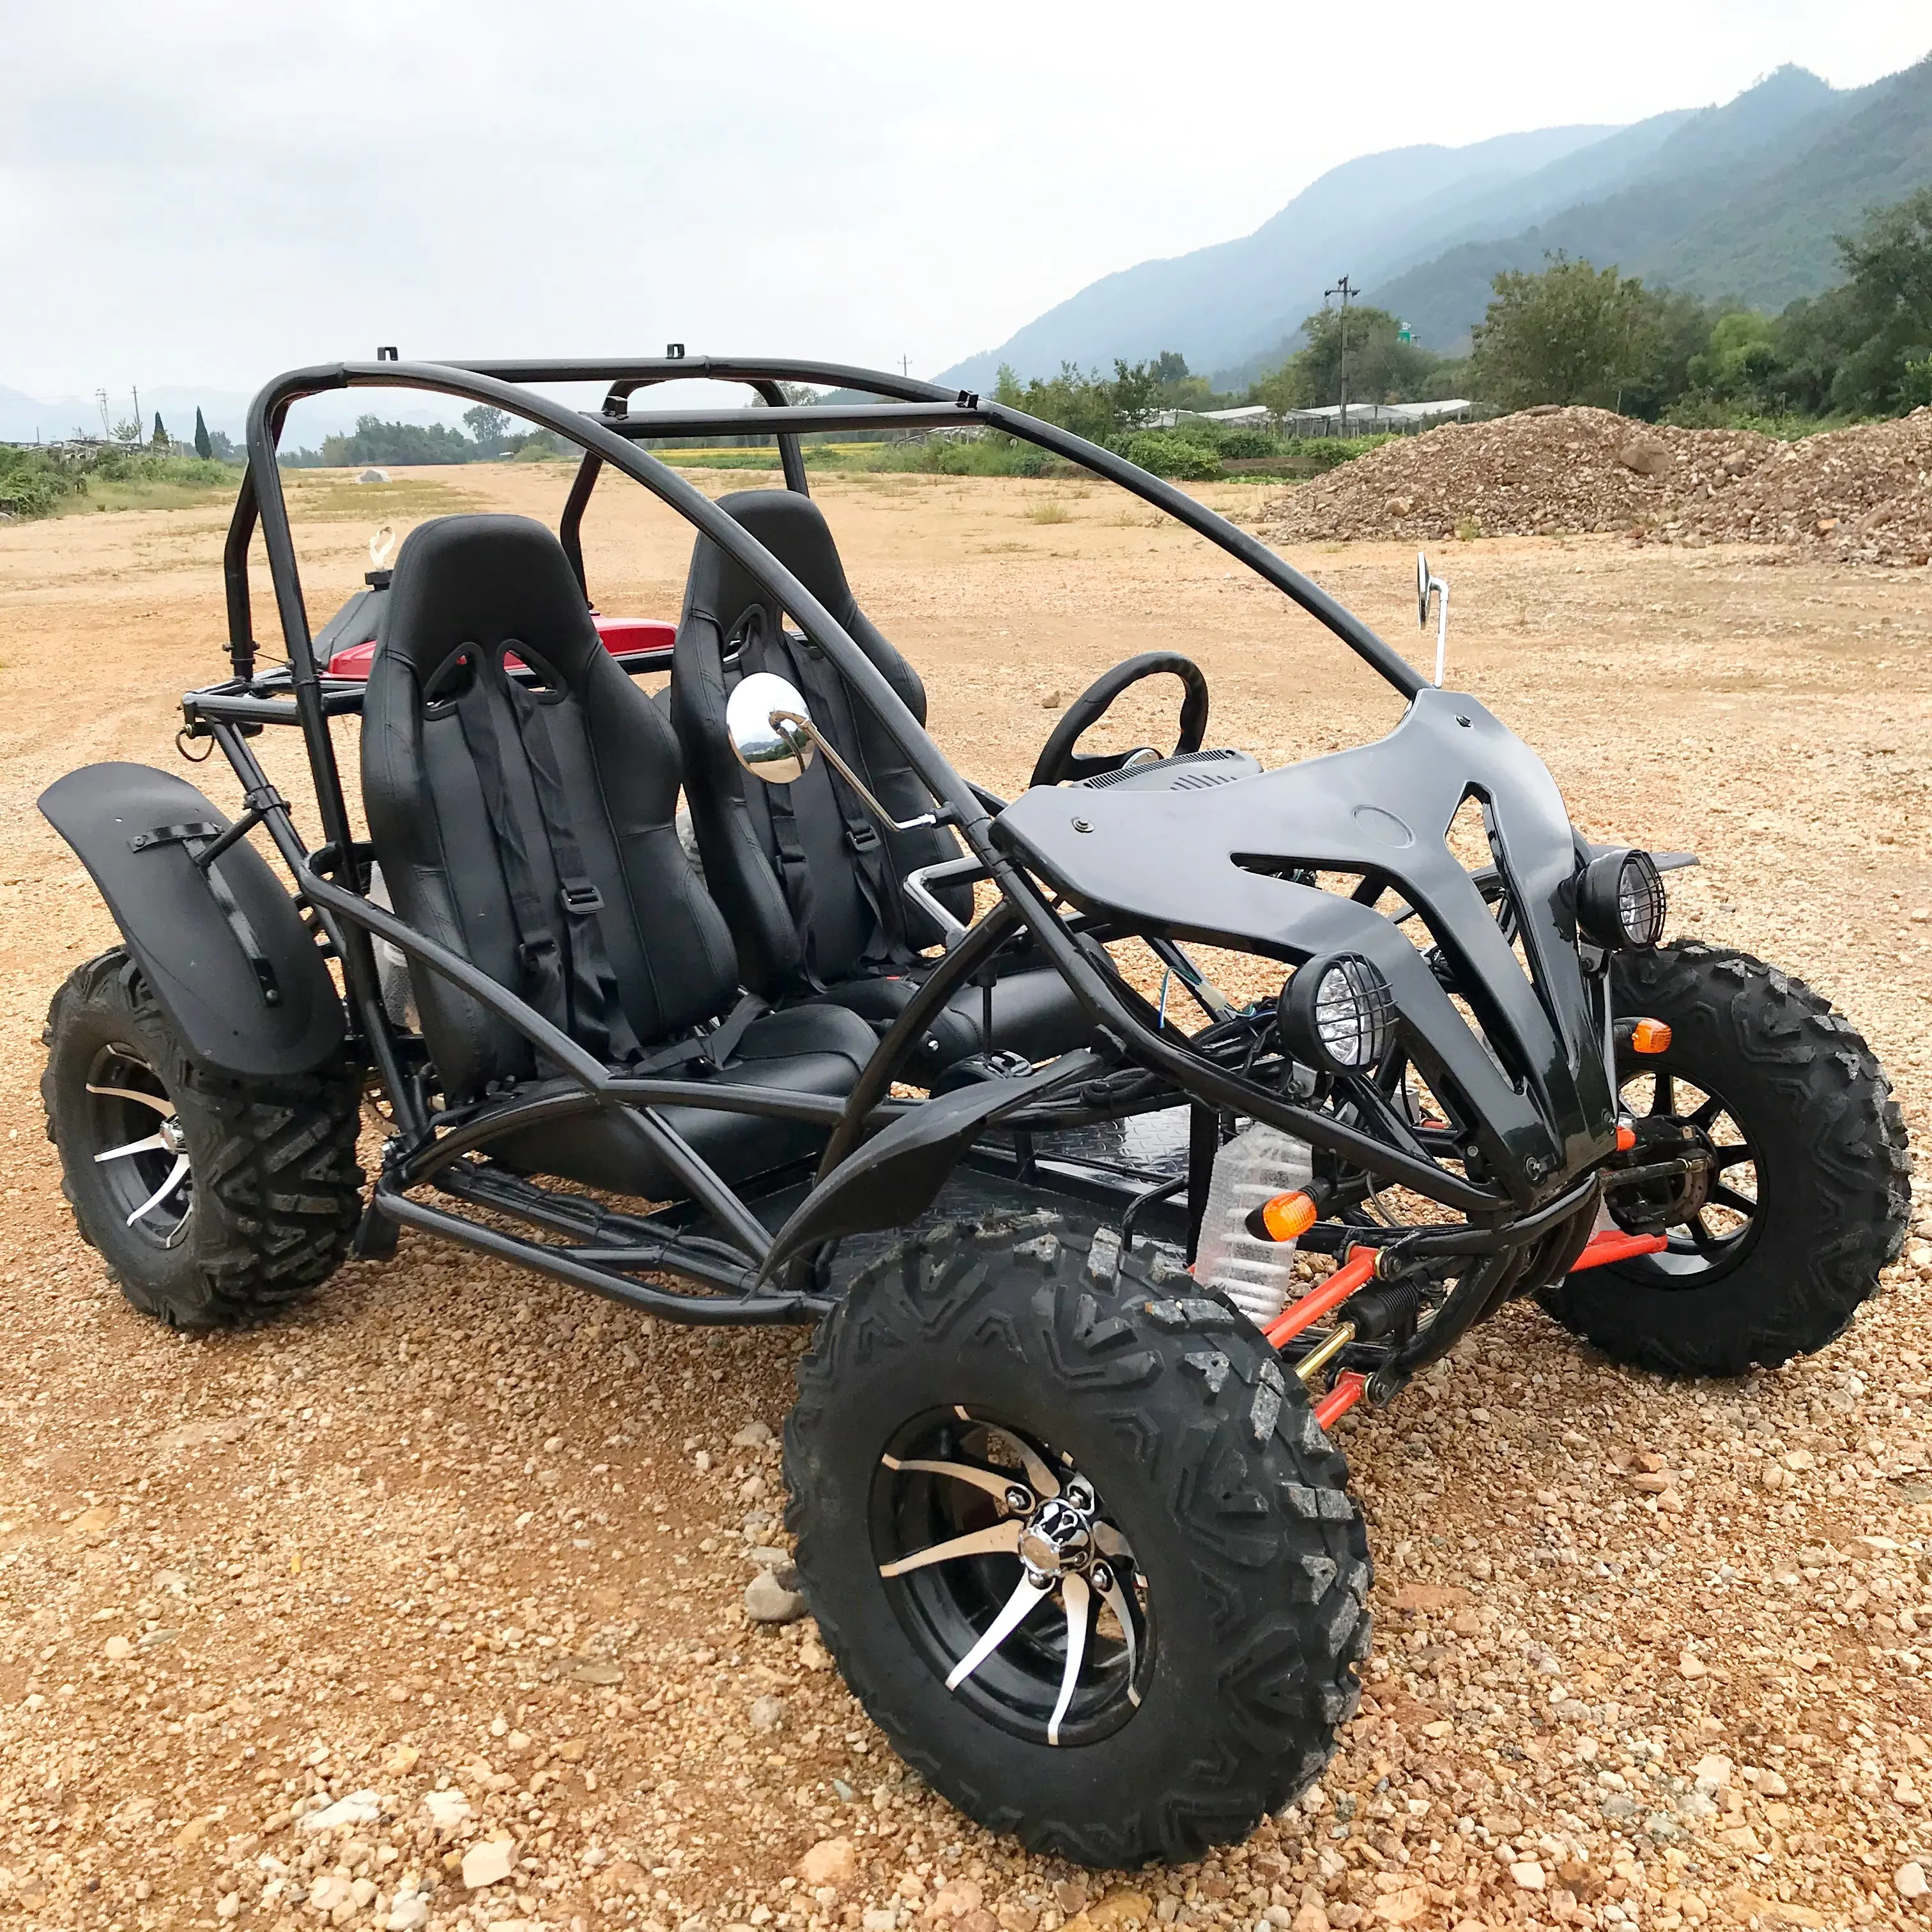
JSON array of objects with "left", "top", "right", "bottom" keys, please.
[{"left": 4, "top": 0, "right": 1928, "bottom": 401}]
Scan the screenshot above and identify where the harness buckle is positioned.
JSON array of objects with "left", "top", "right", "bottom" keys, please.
[
  {"left": 843, "top": 824, "right": 882, "bottom": 856},
  {"left": 559, "top": 877, "right": 604, "bottom": 916}
]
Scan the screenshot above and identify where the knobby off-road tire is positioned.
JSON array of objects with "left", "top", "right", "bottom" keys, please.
[
  {"left": 42, "top": 947, "right": 365, "bottom": 1330},
  {"left": 785, "top": 1212, "right": 1370, "bottom": 1867},
  {"left": 1539, "top": 940, "right": 1909, "bottom": 1376}
]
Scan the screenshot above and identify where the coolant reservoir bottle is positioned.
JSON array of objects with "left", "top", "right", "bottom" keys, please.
[{"left": 1192, "top": 1121, "right": 1315, "bottom": 1326}]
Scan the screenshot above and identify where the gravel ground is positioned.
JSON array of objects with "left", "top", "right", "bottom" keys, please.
[{"left": 3, "top": 467, "right": 1932, "bottom": 1932}]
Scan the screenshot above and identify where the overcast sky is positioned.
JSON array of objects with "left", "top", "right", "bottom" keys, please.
[{"left": 4, "top": 0, "right": 1928, "bottom": 404}]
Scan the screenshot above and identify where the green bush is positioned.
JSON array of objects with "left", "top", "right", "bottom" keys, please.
[
  {"left": 0, "top": 448, "right": 80, "bottom": 518},
  {"left": 1274, "top": 434, "right": 1395, "bottom": 472},
  {"left": 1218, "top": 429, "right": 1280, "bottom": 459},
  {"left": 869, "top": 434, "right": 1055, "bottom": 477},
  {"left": 1119, "top": 431, "right": 1223, "bottom": 480},
  {"left": 0, "top": 444, "right": 234, "bottom": 519}
]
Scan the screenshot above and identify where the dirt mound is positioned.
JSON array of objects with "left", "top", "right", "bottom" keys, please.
[
  {"left": 1265, "top": 404, "right": 1932, "bottom": 565},
  {"left": 1705, "top": 409, "right": 1932, "bottom": 564}
]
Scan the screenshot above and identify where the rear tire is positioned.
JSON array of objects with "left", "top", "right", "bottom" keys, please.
[
  {"left": 785, "top": 1213, "right": 1370, "bottom": 1866},
  {"left": 42, "top": 947, "right": 365, "bottom": 1330},
  {"left": 1538, "top": 940, "right": 1909, "bottom": 1376}
]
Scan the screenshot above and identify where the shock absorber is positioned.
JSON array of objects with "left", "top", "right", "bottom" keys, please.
[{"left": 1269, "top": 1255, "right": 1427, "bottom": 1429}]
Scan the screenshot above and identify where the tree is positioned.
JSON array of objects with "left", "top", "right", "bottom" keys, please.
[
  {"left": 1296, "top": 304, "right": 1439, "bottom": 407},
  {"left": 1246, "top": 307, "right": 1445, "bottom": 421},
  {"left": 462, "top": 404, "right": 512, "bottom": 453},
  {"left": 1685, "top": 310, "right": 1781, "bottom": 406},
  {"left": 986, "top": 356, "right": 1209, "bottom": 442},
  {"left": 1817, "top": 187, "right": 1932, "bottom": 414},
  {"left": 193, "top": 408, "right": 213, "bottom": 460},
  {"left": 320, "top": 415, "right": 479, "bottom": 466},
  {"left": 1252, "top": 356, "right": 1315, "bottom": 423},
  {"left": 1110, "top": 357, "right": 1165, "bottom": 430},
  {"left": 1469, "top": 255, "right": 1669, "bottom": 411},
  {"left": 151, "top": 412, "right": 168, "bottom": 449}
]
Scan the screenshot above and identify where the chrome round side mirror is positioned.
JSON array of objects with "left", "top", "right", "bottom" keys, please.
[
  {"left": 1416, "top": 549, "right": 1433, "bottom": 629},
  {"left": 726, "top": 671, "right": 816, "bottom": 785}
]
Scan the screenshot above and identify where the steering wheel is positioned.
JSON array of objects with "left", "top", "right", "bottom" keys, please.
[{"left": 1028, "top": 651, "right": 1211, "bottom": 788}]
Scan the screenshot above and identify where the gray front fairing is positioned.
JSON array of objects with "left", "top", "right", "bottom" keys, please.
[{"left": 993, "top": 687, "right": 1618, "bottom": 1200}]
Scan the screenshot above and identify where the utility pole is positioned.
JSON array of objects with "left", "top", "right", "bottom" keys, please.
[
  {"left": 900, "top": 355, "right": 910, "bottom": 379},
  {"left": 1324, "top": 275, "right": 1359, "bottom": 437},
  {"left": 96, "top": 390, "right": 111, "bottom": 440}
]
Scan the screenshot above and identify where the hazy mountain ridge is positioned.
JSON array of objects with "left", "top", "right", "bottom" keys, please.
[
  {"left": 935, "top": 124, "right": 1621, "bottom": 394},
  {"left": 1639, "top": 54, "right": 1932, "bottom": 308},
  {"left": 1368, "top": 63, "right": 1927, "bottom": 346},
  {"left": 940, "top": 54, "right": 1931, "bottom": 385}
]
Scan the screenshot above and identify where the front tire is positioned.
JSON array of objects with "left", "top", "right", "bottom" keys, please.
[
  {"left": 1539, "top": 940, "right": 1910, "bottom": 1376},
  {"left": 784, "top": 1213, "right": 1370, "bottom": 1867},
  {"left": 42, "top": 947, "right": 365, "bottom": 1329}
]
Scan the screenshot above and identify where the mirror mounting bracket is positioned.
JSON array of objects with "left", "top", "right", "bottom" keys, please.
[
  {"left": 1416, "top": 551, "right": 1450, "bottom": 687},
  {"left": 725, "top": 668, "right": 946, "bottom": 834}
]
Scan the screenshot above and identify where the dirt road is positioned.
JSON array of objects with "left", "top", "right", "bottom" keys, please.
[{"left": 3, "top": 465, "right": 1932, "bottom": 1932}]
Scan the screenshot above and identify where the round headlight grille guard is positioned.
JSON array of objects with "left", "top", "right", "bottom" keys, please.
[
  {"left": 1576, "top": 848, "right": 1666, "bottom": 951},
  {"left": 1278, "top": 953, "right": 1395, "bottom": 1073}
]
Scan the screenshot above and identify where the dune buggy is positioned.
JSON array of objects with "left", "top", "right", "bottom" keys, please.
[{"left": 38, "top": 353, "right": 1909, "bottom": 1866}]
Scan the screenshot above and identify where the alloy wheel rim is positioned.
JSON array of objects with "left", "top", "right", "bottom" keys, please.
[
  {"left": 85, "top": 1043, "right": 193, "bottom": 1248},
  {"left": 870, "top": 1408, "right": 1150, "bottom": 1747},
  {"left": 1611, "top": 1060, "right": 1760, "bottom": 1285}
]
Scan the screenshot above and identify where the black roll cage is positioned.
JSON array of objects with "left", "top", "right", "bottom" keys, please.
[{"left": 188, "top": 352, "right": 1556, "bottom": 1339}]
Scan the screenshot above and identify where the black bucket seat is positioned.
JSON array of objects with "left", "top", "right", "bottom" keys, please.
[
  {"left": 361, "top": 513, "right": 880, "bottom": 1197},
  {"left": 669, "top": 490, "right": 1088, "bottom": 1077}
]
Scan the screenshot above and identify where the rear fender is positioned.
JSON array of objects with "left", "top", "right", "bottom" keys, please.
[{"left": 38, "top": 762, "right": 347, "bottom": 1078}]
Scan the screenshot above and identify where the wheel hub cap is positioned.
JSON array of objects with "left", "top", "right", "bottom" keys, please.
[{"left": 1018, "top": 1493, "right": 1094, "bottom": 1581}]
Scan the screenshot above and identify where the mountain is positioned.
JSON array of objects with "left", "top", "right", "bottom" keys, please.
[
  {"left": 1367, "top": 64, "right": 1857, "bottom": 348},
  {"left": 1642, "top": 53, "right": 1932, "bottom": 308},
  {"left": 938, "top": 54, "right": 1932, "bottom": 387},
  {"left": 935, "top": 124, "right": 1629, "bottom": 394}
]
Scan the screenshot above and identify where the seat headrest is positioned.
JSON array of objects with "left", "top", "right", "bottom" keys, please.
[
  {"left": 684, "top": 490, "right": 862, "bottom": 632},
  {"left": 377, "top": 514, "right": 599, "bottom": 683}
]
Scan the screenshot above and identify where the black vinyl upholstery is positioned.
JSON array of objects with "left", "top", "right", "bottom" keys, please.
[
  {"left": 670, "top": 490, "right": 1089, "bottom": 1073},
  {"left": 361, "top": 513, "right": 877, "bottom": 1197},
  {"left": 670, "top": 490, "right": 967, "bottom": 988}
]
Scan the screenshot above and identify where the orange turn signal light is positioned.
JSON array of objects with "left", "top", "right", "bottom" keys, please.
[
  {"left": 1616, "top": 1124, "right": 1637, "bottom": 1152},
  {"left": 1630, "top": 1018, "right": 1673, "bottom": 1055},
  {"left": 1260, "top": 1192, "right": 1319, "bottom": 1242}
]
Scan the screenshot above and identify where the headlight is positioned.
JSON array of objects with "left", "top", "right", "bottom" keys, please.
[
  {"left": 1576, "top": 848, "right": 1666, "bottom": 951},
  {"left": 1279, "top": 954, "right": 1393, "bottom": 1073}
]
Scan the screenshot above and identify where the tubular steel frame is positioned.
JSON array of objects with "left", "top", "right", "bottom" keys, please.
[{"left": 187, "top": 353, "right": 1593, "bottom": 1350}]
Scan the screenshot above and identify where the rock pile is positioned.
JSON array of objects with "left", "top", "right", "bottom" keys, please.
[
  {"left": 1706, "top": 409, "right": 1932, "bottom": 564},
  {"left": 1266, "top": 404, "right": 1932, "bottom": 565}
]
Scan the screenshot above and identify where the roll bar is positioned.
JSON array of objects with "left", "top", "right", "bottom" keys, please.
[
  {"left": 203, "top": 354, "right": 1492, "bottom": 1286},
  {"left": 220, "top": 356, "right": 1423, "bottom": 704}
]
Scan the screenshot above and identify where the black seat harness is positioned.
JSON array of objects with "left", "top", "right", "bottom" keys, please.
[
  {"left": 720, "top": 608, "right": 912, "bottom": 990},
  {"left": 449, "top": 641, "right": 761, "bottom": 1077}
]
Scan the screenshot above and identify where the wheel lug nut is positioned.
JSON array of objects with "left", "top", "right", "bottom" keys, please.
[
  {"left": 1091, "top": 1563, "right": 1112, "bottom": 1593},
  {"left": 1006, "top": 1487, "right": 1032, "bottom": 1513}
]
